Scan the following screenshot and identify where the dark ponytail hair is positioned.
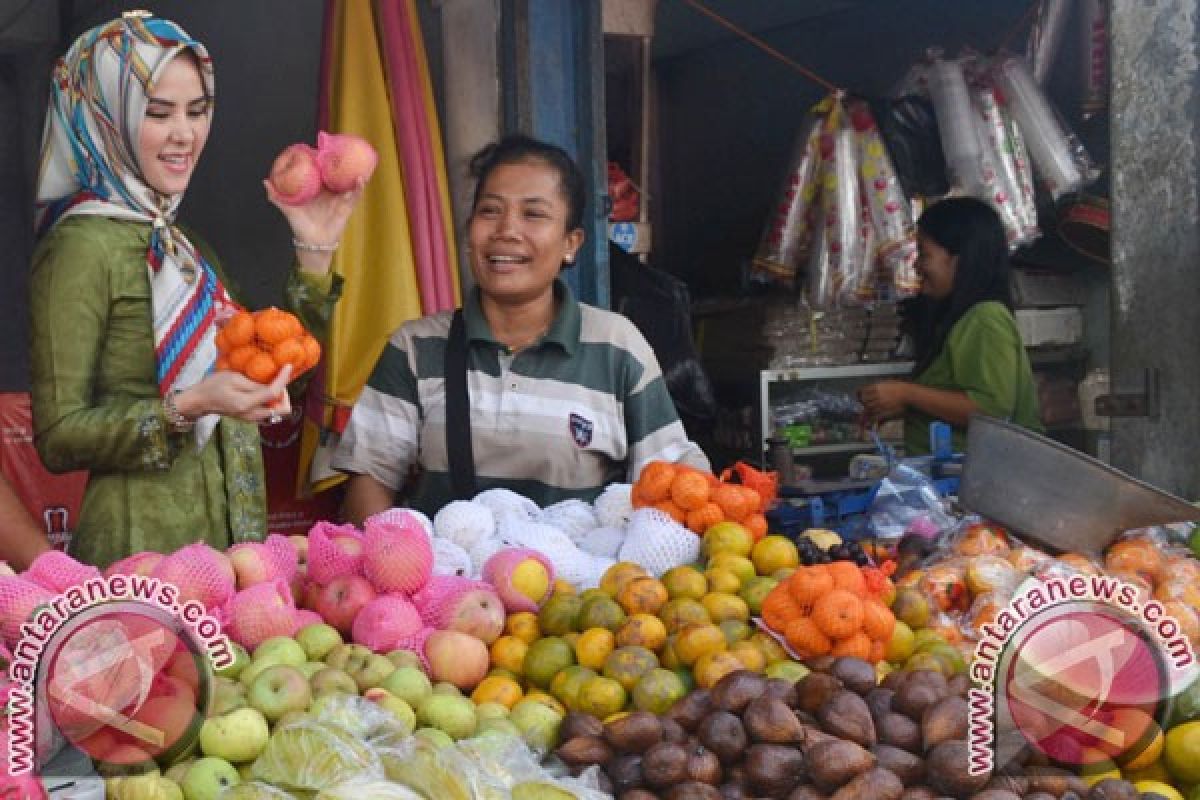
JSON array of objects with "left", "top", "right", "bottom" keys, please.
[
  {"left": 468, "top": 134, "right": 587, "bottom": 232},
  {"left": 911, "top": 197, "right": 1014, "bottom": 374}
]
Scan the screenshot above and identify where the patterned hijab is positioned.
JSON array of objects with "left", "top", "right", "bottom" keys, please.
[{"left": 35, "top": 12, "right": 231, "bottom": 446}]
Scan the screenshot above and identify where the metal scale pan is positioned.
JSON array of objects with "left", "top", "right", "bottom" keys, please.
[{"left": 959, "top": 415, "right": 1200, "bottom": 555}]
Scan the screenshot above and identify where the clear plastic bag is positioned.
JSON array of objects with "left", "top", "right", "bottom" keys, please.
[
  {"left": 251, "top": 721, "right": 383, "bottom": 791},
  {"left": 867, "top": 462, "right": 956, "bottom": 541},
  {"left": 316, "top": 780, "right": 424, "bottom": 800}
]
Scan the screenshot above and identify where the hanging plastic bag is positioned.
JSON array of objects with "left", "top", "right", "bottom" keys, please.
[
  {"left": 871, "top": 94, "right": 950, "bottom": 199},
  {"left": 751, "top": 111, "right": 823, "bottom": 284},
  {"left": 821, "top": 97, "right": 865, "bottom": 307},
  {"left": 972, "top": 85, "right": 1037, "bottom": 248},
  {"left": 1025, "top": 0, "right": 1072, "bottom": 85},
  {"left": 849, "top": 99, "right": 919, "bottom": 299},
  {"left": 926, "top": 53, "right": 987, "bottom": 195},
  {"left": 992, "top": 56, "right": 1094, "bottom": 199}
]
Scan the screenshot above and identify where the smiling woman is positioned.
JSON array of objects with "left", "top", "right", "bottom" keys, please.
[
  {"left": 28, "top": 13, "right": 365, "bottom": 569},
  {"left": 138, "top": 53, "right": 212, "bottom": 197},
  {"left": 333, "top": 135, "right": 710, "bottom": 521}
]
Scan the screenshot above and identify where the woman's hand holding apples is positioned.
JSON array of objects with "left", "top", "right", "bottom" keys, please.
[{"left": 265, "top": 132, "right": 378, "bottom": 273}]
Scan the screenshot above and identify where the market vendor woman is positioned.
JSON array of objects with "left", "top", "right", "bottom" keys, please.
[
  {"left": 859, "top": 197, "right": 1041, "bottom": 454},
  {"left": 335, "top": 135, "right": 709, "bottom": 522},
  {"left": 29, "top": 14, "right": 363, "bottom": 568}
]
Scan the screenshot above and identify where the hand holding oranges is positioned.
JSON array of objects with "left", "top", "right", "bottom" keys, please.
[{"left": 215, "top": 308, "right": 320, "bottom": 385}]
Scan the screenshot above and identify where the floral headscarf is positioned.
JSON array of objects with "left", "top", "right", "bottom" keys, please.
[{"left": 35, "top": 12, "right": 231, "bottom": 446}]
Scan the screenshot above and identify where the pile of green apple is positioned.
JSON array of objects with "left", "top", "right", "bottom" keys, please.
[{"left": 125, "top": 622, "right": 569, "bottom": 800}]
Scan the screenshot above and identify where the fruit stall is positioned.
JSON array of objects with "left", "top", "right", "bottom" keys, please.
[{"left": 4, "top": 427, "right": 1200, "bottom": 800}]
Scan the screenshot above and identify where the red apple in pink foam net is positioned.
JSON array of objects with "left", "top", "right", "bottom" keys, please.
[
  {"left": 269, "top": 143, "right": 322, "bottom": 205},
  {"left": 311, "top": 574, "right": 376, "bottom": 637},
  {"left": 316, "top": 131, "right": 378, "bottom": 192}
]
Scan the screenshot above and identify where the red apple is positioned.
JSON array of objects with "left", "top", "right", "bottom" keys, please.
[
  {"left": 316, "top": 131, "right": 378, "bottom": 192},
  {"left": 269, "top": 143, "right": 322, "bottom": 205},
  {"left": 311, "top": 574, "right": 376, "bottom": 636}
]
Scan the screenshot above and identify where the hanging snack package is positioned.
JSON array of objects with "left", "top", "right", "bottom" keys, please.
[
  {"left": 972, "top": 85, "right": 1037, "bottom": 248},
  {"left": 1080, "top": 0, "right": 1109, "bottom": 117},
  {"left": 751, "top": 110, "right": 824, "bottom": 285},
  {"left": 1025, "top": 0, "right": 1073, "bottom": 85},
  {"left": 849, "top": 99, "right": 920, "bottom": 299},
  {"left": 993, "top": 56, "right": 1094, "bottom": 199},
  {"left": 926, "top": 54, "right": 987, "bottom": 194}
]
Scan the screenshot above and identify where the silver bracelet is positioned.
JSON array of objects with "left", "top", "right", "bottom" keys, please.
[
  {"left": 163, "top": 389, "right": 194, "bottom": 433},
  {"left": 292, "top": 237, "right": 340, "bottom": 253}
]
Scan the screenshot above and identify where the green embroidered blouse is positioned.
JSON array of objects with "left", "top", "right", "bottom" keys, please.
[{"left": 29, "top": 216, "right": 340, "bottom": 569}]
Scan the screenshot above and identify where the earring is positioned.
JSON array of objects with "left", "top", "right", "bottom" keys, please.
[{"left": 565, "top": 253, "right": 575, "bottom": 263}]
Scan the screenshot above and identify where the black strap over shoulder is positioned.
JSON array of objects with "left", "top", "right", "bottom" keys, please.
[{"left": 445, "top": 310, "right": 477, "bottom": 500}]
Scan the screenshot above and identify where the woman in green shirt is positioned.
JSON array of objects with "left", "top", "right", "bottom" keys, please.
[
  {"left": 859, "top": 197, "right": 1041, "bottom": 454},
  {"left": 29, "top": 15, "right": 363, "bottom": 568}
]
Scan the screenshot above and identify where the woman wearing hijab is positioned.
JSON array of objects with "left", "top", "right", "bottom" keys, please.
[{"left": 29, "top": 13, "right": 363, "bottom": 568}]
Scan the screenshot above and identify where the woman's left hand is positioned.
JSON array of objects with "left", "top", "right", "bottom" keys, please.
[
  {"left": 859, "top": 380, "right": 911, "bottom": 422},
  {"left": 264, "top": 177, "right": 367, "bottom": 271}
]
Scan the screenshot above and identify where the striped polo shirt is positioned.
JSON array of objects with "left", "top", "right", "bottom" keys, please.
[{"left": 331, "top": 279, "right": 709, "bottom": 514}]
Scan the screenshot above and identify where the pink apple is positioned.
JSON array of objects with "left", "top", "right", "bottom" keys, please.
[
  {"left": 423, "top": 630, "right": 488, "bottom": 691},
  {"left": 441, "top": 587, "right": 506, "bottom": 644},
  {"left": 316, "top": 131, "right": 378, "bottom": 192},
  {"left": 311, "top": 574, "right": 376, "bottom": 636},
  {"left": 331, "top": 535, "right": 363, "bottom": 559},
  {"left": 228, "top": 543, "right": 273, "bottom": 588},
  {"left": 269, "top": 143, "right": 322, "bottom": 205}
]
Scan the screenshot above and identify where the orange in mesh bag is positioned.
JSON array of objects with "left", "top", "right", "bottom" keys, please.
[{"left": 719, "top": 461, "right": 779, "bottom": 512}]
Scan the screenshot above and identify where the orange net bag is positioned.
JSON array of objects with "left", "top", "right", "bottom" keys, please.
[
  {"left": 215, "top": 307, "right": 321, "bottom": 384},
  {"left": 719, "top": 461, "right": 779, "bottom": 511}
]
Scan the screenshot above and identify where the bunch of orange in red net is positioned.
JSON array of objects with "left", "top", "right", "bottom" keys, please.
[
  {"left": 632, "top": 460, "right": 775, "bottom": 539},
  {"left": 215, "top": 307, "right": 321, "bottom": 384},
  {"left": 761, "top": 560, "right": 897, "bottom": 663}
]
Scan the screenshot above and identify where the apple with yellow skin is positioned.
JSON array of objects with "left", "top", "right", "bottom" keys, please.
[
  {"left": 511, "top": 559, "right": 550, "bottom": 604},
  {"left": 198, "top": 707, "right": 269, "bottom": 764}
]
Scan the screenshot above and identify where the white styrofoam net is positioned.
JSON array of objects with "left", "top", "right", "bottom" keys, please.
[
  {"left": 593, "top": 483, "right": 635, "bottom": 529},
  {"left": 472, "top": 488, "right": 540, "bottom": 520},
  {"left": 576, "top": 526, "right": 625, "bottom": 560},
  {"left": 617, "top": 508, "right": 701, "bottom": 577},
  {"left": 433, "top": 500, "right": 495, "bottom": 552},
  {"left": 468, "top": 536, "right": 506, "bottom": 580},
  {"left": 431, "top": 537, "right": 473, "bottom": 578},
  {"left": 538, "top": 499, "right": 599, "bottom": 543},
  {"left": 492, "top": 515, "right": 600, "bottom": 590}
]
